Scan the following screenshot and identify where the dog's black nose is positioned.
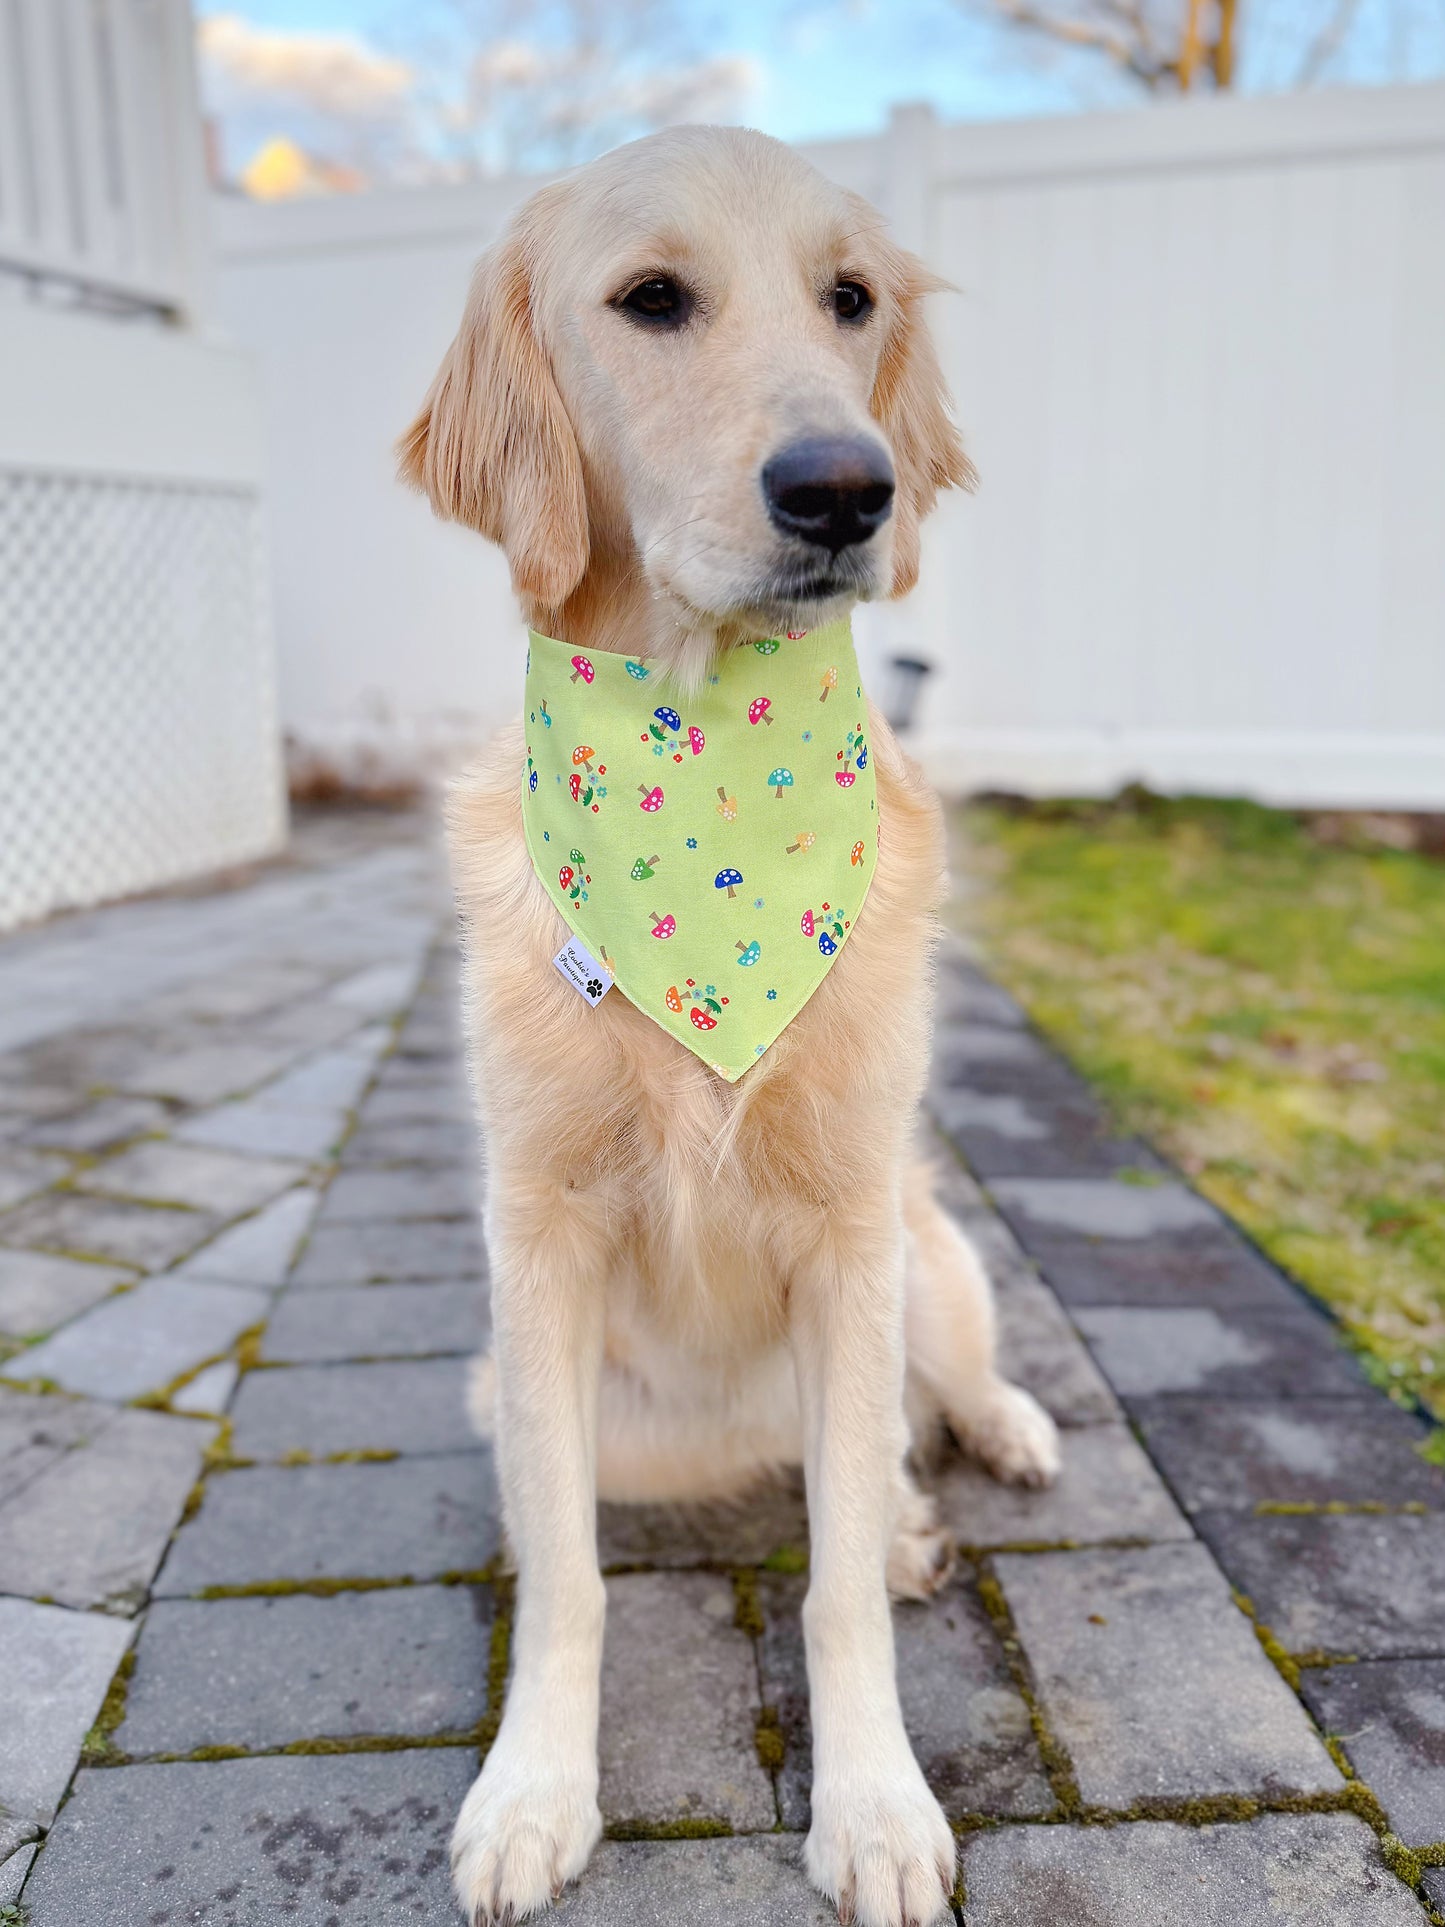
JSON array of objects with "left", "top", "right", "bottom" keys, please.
[{"left": 762, "top": 437, "right": 895, "bottom": 554}]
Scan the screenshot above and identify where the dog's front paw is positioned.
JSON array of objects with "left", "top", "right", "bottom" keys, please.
[
  {"left": 806, "top": 1766, "right": 955, "bottom": 1927},
  {"left": 451, "top": 1742, "right": 601, "bottom": 1924},
  {"left": 958, "top": 1380, "right": 1060, "bottom": 1489}
]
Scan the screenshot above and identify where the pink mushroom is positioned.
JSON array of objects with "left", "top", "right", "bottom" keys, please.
[
  {"left": 570, "top": 655, "right": 594, "bottom": 685},
  {"left": 687, "top": 725, "right": 706, "bottom": 755},
  {"left": 800, "top": 909, "right": 815, "bottom": 937},
  {"left": 835, "top": 770, "right": 856, "bottom": 788},
  {"left": 649, "top": 912, "right": 676, "bottom": 939},
  {"left": 747, "top": 697, "right": 773, "bottom": 727},
  {"left": 638, "top": 784, "right": 664, "bottom": 813}
]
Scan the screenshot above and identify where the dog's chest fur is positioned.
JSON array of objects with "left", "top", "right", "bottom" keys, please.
[{"left": 449, "top": 697, "right": 946, "bottom": 1362}]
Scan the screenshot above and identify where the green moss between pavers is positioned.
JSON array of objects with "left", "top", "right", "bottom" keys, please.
[
  {"left": 0, "top": 1901, "right": 29, "bottom": 1926},
  {"left": 604, "top": 1817, "right": 734, "bottom": 1841},
  {"left": 1253, "top": 1500, "right": 1427, "bottom": 1516},
  {"left": 761, "top": 1545, "right": 808, "bottom": 1575},
  {"left": 79, "top": 1645, "right": 136, "bottom": 1766},
  {"left": 953, "top": 795, "right": 1445, "bottom": 1422},
  {"left": 754, "top": 1705, "right": 785, "bottom": 1774},
  {"left": 974, "top": 1565, "right": 1081, "bottom": 1819},
  {"left": 731, "top": 1570, "right": 764, "bottom": 1640}
]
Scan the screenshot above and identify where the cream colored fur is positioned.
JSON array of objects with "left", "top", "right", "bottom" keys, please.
[{"left": 400, "top": 124, "right": 1059, "bottom": 1927}]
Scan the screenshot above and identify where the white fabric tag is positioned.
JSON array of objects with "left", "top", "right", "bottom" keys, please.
[{"left": 552, "top": 934, "right": 613, "bottom": 1006}]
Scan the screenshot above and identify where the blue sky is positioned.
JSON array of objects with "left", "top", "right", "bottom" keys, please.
[{"left": 197, "top": 0, "right": 1445, "bottom": 185}]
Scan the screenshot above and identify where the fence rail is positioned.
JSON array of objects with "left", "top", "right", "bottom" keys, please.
[{"left": 0, "top": 0, "right": 208, "bottom": 315}]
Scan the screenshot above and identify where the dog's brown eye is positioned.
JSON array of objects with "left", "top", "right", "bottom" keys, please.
[
  {"left": 833, "top": 281, "right": 872, "bottom": 323},
  {"left": 618, "top": 277, "right": 688, "bottom": 324}
]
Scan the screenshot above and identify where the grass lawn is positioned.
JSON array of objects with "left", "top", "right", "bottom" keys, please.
[{"left": 952, "top": 793, "right": 1445, "bottom": 1428}]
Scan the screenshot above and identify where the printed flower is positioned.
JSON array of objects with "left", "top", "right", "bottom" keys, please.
[
  {"left": 753, "top": 897, "right": 765, "bottom": 909},
  {"left": 686, "top": 836, "right": 698, "bottom": 849},
  {"left": 801, "top": 730, "right": 813, "bottom": 743},
  {"left": 766, "top": 988, "right": 778, "bottom": 1000}
]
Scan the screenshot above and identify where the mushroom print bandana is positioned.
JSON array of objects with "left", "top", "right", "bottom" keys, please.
[{"left": 521, "top": 617, "right": 878, "bottom": 1080}]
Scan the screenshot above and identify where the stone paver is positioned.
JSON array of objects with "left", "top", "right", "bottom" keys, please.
[
  {"left": 116, "top": 1039, "right": 302, "bottom": 1105},
  {"left": 554, "top": 1838, "right": 834, "bottom": 1924},
  {"left": 1134, "top": 1398, "right": 1444, "bottom": 1512},
  {"left": 596, "top": 1477, "right": 810, "bottom": 1569},
  {"left": 24, "top": 1095, "right": 171, "bottom": 1153},
  {"left": 178, "top": 1099, "right": 348, "bottom": 1161},
  {"left": 995, "top": 1543, "right": 1341, "bottom": 1805},
  {"left": 1029, "top": 1231, "right": 1296, "bottom": 1310},
  {"left": 171, "top": 1357, "right": 239, "bottom": 1415},
  {"left": 117, "top": 1587, "right": 490, "bottom": 1755},
  {"left": 20, "top": 1748, "right": 475, "bottom": 1925},
  {"left": 989, "top": 1176, "right": 1224, "bottom": 1242},
  {"left": 1299, "top": 1660, "right": 1445, "bottom": 1848},
  {"left": 322, "top": 1164, "right": 479, "bottom": 1221},
  {"left": 77, "top": 1139, "right": 308, "bottom": 1217},
  {"left": 1195, "top": 1512, "right": 1445, "bottom": 1658},
  {"left": 173, "top": 1185, "right": 320, "bottom": 1287},
  {"left": 599, "top": 1571, "right": 774, "bottom": 1830},
  {"left": 0, "top": 1190, "right": 218, "bottom": 1270},
  {"left": 229, "top": 1358, "right": 476, "bottom": 1459},
  {"left": 993, "top": 1273, "right": 1121, "bottom": 1425},
  {"left": 759, "top": 1570, "right": 1050, "bottom": 1826},
  {"left": 345, "top": 1117, "right": 478, "bottom": 1165},
  {"left": 156, "top": 1456, "right": 497, "bottom": 1593},
  {"left": 0, "top": 1396, "right": 210, "bottom": 1611},
  {"left": 0, "top": 1843, "right": 36, "bottom": 1904},
  {"left": 960, "top": 1812, "right": 1428, "bottom": 1924},
  {"left": 936, "top": 1423, "right": 1191, "bottom": 1548},
  {"left": 0, "top": 1148, "right": 74, "bottom": 1210},
  {"left": 17, "top": 1275, "right": 268, "bottom": 1401},
  {"left": 263, "top": 1281, "right": 484, "bottom": 1361},
  {"left": 1076, "top": 1306, "right": 1375, "bottom": 1400},
  {"left": 0, "top": 1598, "right": 133, "bottom": 1829},
  {"left": 291, "top": 1217, "right": 485, "bottom": 1285},
  {"left": 0, "top": 1247, "right": 133, "bottom": 1337}
]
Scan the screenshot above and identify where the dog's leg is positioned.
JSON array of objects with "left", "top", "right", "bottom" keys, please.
[
  {"left": 793, "top": 1219, "right": 957, "bottom": 1927},
  {"left": 451, "top": 1184, "right": 607, "bottom": 1925},
  {"left": 903, "top": 1173, "right": 1060, "bottom": 1488}
]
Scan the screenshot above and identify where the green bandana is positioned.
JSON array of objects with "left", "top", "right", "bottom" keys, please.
[{"left": 521, "top": 618, "right": 878, "bottom": 1080}]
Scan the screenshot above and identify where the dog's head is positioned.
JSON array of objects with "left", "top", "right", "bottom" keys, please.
[{"left": 400, "top": 125, "right": 974, "bottom": 661}]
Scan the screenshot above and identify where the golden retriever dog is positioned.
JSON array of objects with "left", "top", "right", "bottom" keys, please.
[{"left": 400, "top": 124, "right": 1060, "bottom": 1927}]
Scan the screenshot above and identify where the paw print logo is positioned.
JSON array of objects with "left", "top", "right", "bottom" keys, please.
[{"left": 586, "top": 978, "right": 604, "bottom": 999}]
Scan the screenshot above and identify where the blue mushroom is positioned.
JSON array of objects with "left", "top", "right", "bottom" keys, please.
[
  {"left": 654, "top": 705, "right": 682, "bottom": 731},
  {"left": 818, "top": 931, "right": 837, "bottom": 956},
  {"left": 715, "top": 867, "right": 743, "bottom": 900},
  {"left": 856, "top": 745, "right": 868, "bottom": 770}
]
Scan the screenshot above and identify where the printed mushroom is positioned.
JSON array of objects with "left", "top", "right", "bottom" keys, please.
[
  {"left": 638, "top": 784, "right": 664, "bottom": 812},
  {"left": 714, "top": 867, "right": 743, "bottom": 900},
  {"left": 665, "top": 985, "right": 683, "bottom": 1012},
  {"left": 735, "top": 940, "right": 761, "bottom": 966},
  {"left": 630, "top": 854, "right": 659, "bottom": 881},
  {"left": 625, "top": 659, "right": 650, "bottom": 679},
  {"left": 800, "top": 909, "right": 815, "bottom": 937},
  {"left": 570, "top": 655, "right": 594, "bottom": 685},
  {"left": 649, "top": 912, "right": 676, "bottom": 939},
  {"left": 539, "top": 700, "right": 551, "bottom": 727},
  {"left": 819, "top": 666, "right": 838, "bottom": 702},
  {"left": 572, "top": 745, "right": 595, "bottom": 776},
  {"left": 747, "top": 697, "right": 773, "bottom": 727},
  {"left": 850, "top": 840, "right": 866, "bottom": 866},
  {"left": 715, "top": 787, "right": 737, "bottom": 821},
  {"left": 754, "top": 638, "right": 780, "bottom": 655},
  {"left": 818, "top": 930, "right": 838, "bottom": 956},
  {"left": 687, "top": 725, "right": 706, "bottom": 756},
  {"left": 653, "top": 705, "right": 681, "bottom": 732},
  {"left": 835, "top": 770, "right": 856, "bottom": 789},
  {"left": 558, "top": 865, "right": 575, "bottom": 892},
  {"left": 767, "top": 767, "right": 794, "bottom": 799},
  {"left": 690, "top": 1006, "right": 718, "bottom": 1031},
  {"left": 569, "top": 773, "right": 582, "bottom": 802},
  {"left": 785, "top": 833, "right": 816, "bottom": 855}
]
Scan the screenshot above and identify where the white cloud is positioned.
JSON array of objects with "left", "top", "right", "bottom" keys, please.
[{"left": 197, "top": 13, "right": 414, "bottom": 121}]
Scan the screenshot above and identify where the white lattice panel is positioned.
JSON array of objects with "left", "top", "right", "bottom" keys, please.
[{"left": 0, "top": 470, "right": 286, "bottom": 930}]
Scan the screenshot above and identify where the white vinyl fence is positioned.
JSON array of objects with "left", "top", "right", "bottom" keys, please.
[
  {"left": 216, "top": 83, "right": 1445, "bottom": 807},
  {"left": 0, "top": 0, "right": 285, "bottom": 932}
]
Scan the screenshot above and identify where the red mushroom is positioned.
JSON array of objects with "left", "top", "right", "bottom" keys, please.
[
  {"left": 569, "top": 772, "right": 582, "bottom": 802},
  {"left": 687, "top": 725, "right": 705, "bottom": 755},
  {"left": 572, "top": 744, "right": 595, "bottom": 775},
  {"left": 690, "top": 1006, "right": 717, "bottom": 1031},
  {"left": 637, "top": 784, "right": 664, "bottom": 812},
  {"left": 649, "top": 912, "right": 676, "bottom": 939},
  {"left": 747, "top": 697, "right": 773, "bottom": 727},
  {"left": 570, "top": 655, "right": 594, "bottom": 685},
  {"left": 835, "top": 770, "right": 856, "bottom": 788},
  {"left": 558, "top": 865, "right": 575, "bottom": 892}
]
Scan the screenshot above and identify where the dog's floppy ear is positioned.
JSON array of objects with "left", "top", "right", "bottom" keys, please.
[
  {"left": 864, "top": 220, "right": 977, "bottom": 599},
  {"left": 397, "top": 220, "right": 589, "bottom": 610}
]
